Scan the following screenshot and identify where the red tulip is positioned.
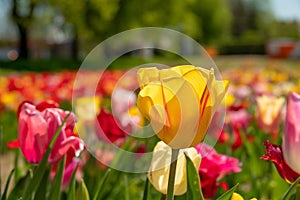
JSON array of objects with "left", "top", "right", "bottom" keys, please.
[
  {"left": 17, "top": 101, "right": 84, "bottom": 164},
  {"left": 95, "top": 109, "right": 127, "bottom": 144},
  {"left": 261, "top": 141, "right": 300, "bottom": 184}
]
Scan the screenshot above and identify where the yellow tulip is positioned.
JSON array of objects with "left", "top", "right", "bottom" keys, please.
[
  {"left": 75, "top": 96, "right": 101, "bottom": 137},
  {"left": 148, "top": 141, "right": 201, "bottom": 195},
  {"left": 231, "top": 193, "right": 244, "bottom": 200},
  {"left": 256, "top": 95, "right": 285, "bottom": 134},
  {"left": 137, "top": 65, "right": 228, "bottom": 149},
  {"left": 128, "top": 106, "right": 144, "bottom": 127},
  {"left": 231, "top": 193, "right": 257, "bottom": 200},
  {"left": 225, "top": 93, "right": 235, "bottom": 107},
  {"left": 75, "top": 96, "right": 101, "bottom": 121}
]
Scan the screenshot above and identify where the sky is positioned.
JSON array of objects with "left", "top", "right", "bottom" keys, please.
[{"left": 271, "top": 0, "right": 300, "bottom": 21}]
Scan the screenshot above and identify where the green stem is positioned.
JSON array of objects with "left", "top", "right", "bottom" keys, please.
[
  {"left": 296, "top": 186, "right": 300, "bottom": 200},
  {"left": 166, "top": 148, "right": 179, "bottom": 200}
]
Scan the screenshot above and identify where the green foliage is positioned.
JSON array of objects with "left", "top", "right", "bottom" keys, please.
[
  {"left": 181, "top": 152, "right": 204, "bottom": 200},
  {"left": 76, "top": 179, "right": 90, "bottom": 200},
  {"left": 142, "top": 178, "right": 150, "bottom": 200},
  {"left": 281, "top": 177, "right": 300, "bottom": 200},
  {"left": 1, "top": 170, "right": 15, "bottom": 200},
  {"left": 190, "top": 0, "right": 232, "bottom": 45},
  {"left": 93, "top": 168, "right": 112, "bottom": 200},
  {"left": 67, "top": 165, "right": 78, "bottom": 200},
  {"left": 7, "top": 171, "right": 31, "bottom": 200},
  {"left": 48, "top": 157, "right": 65, "bottom": 200},
  {"left": 0, "top": 110, "right": 18, "bottom": 153},
  {"left": 48, "top": 0, "right": 232, "bottom": 47},
  {"left": 33, "top": 169, "right": 50, "bottom": 200},
  {"left": 216, "top": 184, "right": 238, "bottom": 200}
]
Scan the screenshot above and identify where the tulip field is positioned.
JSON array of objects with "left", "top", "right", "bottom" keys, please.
[{"left": 1, "top": 55, "right": 300, "bottom": 200}]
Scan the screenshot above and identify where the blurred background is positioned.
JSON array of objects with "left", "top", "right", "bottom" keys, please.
[
  {"left": 0, "top": 0, "right": 299, "bottom": 69},
  {"left": 1, "top": 1, "right": 300, "bottom": 199}
]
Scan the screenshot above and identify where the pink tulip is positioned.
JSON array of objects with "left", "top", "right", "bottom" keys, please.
[
  {"left": 18, "top": 101, "right": 84, "bottom": 163},
  {"left": 195, "top": 143, "right": 241, "bottom": 198},
  {"left": 111, "top": 88, "right": 141, "bottom": 133},
  {"left": 261, "top": 92, "right": 300, "bottom": 184},
  {"left": 112, "top": 88, "right": 136, "bottom": 114},
  {"left": 227, "top": 108, "right": 251, "bottom": 129},
  {"left": 282, "top": 92, "right": 300, "bottom": 174}
]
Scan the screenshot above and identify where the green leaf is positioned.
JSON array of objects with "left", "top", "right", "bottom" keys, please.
[
  {"left": 34, "top": 169, "right": 50, "bottom": 200},
  {"left": 110, "top": 137, "right": 134, "bottom": 169},
  {"left": 14, "top": 150, "right": 22, "bottom": 183},
  {"left": 22, "top": 154, "right": 50, "bottom": 200},
  {"left": 280, "top": 176, "right": 300, "bottom": 200},
  {"left": 76, "top": 179, "right": 90, "bottom": 200},
  {"left": 124, "top": 175, "right": 129, "bottom": 200},
  {"left": 67, "top": 165, "right": 79, "bottom": 200},
  {"left": 184, "top": 152, "right": 204, "bottom": 200},
  {"left": 216, "top": 184, "right": 239, "bottom": 200},
  {"left": 142, "top": 177, "right": 150, "bottom": 200},
  {"left": 7, "top": 172, "right": 31, "bottom": 200},
  {"left": 23, "top": 113, "right": 70, "bottom": 200},
  {"left": 1, "top": 169, "right": 15, "bottom": 200},
  {"left": 48, "top": 156, "right": 66, "bottom": 200},
  {"left": 93, "top": 168, "right": 111, "bottom": 200},
  {"left": 174, "top": 194, "right": 188, "bottom": 200}
]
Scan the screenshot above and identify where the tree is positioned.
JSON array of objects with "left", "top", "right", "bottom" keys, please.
[
  {"left": 11, "top": 0, "right": 38, "bottom": 59},
  {"left": 189, "top": 0, "right": 232, "bottom": 45},
  {"left": 229, "top": 0, "right": 274, "bottom": 43},
  {"left": 50, "top": 0, "right": 119, "bottom": 60}
]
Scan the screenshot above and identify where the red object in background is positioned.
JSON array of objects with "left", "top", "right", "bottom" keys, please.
[
  {"left": 280, "top": 45, "right": 295, "bottom": 58},
  {"left": 266, "top": 40, "right": 297, "bottom": 58}
]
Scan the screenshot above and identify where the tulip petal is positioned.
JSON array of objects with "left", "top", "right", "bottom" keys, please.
[
  {"left": 262, "top": 141, "right": 300, "bottom": 184},
  {"left": 137, "top": 67, "right": 160, "bottom": 89},
  {"left": 137, "top": 66, "right": 228, "bottom": 149},
  {"left": 172, "top": 65, "right": 208, "bottom": 100},
  {"left": 256, "top": 95, "right": 285, "bottom": 133},
  {"left": 283, "top": 92, "right": 300, "bottom": 174},
  {"left": 56, "top": 136, "right": 84, "bottom": 158},
  {"left": 18, "top": 103, "right": 48, "bottom": 163},
  {"left": 148, "top": 141, "right": 201, "bottom": 195},
  {"left": 7, "top": 139, "right": 20, "bottom": 148}
]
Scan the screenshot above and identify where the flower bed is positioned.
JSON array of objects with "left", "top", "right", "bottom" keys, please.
[{"left": 1, "top": 58, "right": 300, "bottom": 199}]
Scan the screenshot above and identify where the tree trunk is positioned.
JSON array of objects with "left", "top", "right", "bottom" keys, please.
[
  {"left": 12, "top": 0, "right": 36, "bottom": 60},
  {"left": 71, "top": 29, "right": 79, "bottom": 61},
  {"left": 17, "top": 23, "right": 28, "bottom": 59}
]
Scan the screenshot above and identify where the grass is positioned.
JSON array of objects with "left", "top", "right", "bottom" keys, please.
[{"left": 1, "top": 55, "right": 299, "bottom": 73}]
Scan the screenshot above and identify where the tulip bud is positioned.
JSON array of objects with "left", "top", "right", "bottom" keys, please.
[{"left": 148, "top": 141, "right": 201, "bottom": 195}]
